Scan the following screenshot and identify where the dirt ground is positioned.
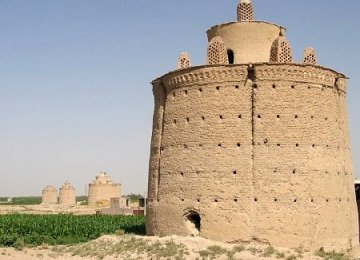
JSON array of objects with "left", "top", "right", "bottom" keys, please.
[
  {"left": 0, "top": 234, "right": 359, "bottom": 260},
  {"left": 0, "top": 204, "right": 96, "bottom": 215}
]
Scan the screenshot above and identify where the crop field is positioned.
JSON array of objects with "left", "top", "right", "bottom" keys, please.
[{"left": 0, "top": 214, "right": 145, "bottom": 248}]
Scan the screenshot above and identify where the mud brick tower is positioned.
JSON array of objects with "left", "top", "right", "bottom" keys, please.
[{"left": 146, "top": 0, "right": 359, "bottom": 250}]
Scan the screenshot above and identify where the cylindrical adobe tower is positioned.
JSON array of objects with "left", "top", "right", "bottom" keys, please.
[
  {"left": 59, "top": 181, "right": 76, "bottom": 206},
  {"left": 41, "top": 186, "right": 58, "bottom": 204},
  {"left": 146, "top": 0, "right": 359, "bottom": 250},
  {"left": 88, "top": 172, "right": 122, "bottom": 207}
]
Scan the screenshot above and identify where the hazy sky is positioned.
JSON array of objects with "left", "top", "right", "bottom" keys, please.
[{"left": 0, "top": 0, "right": 359, "bottom": 196}]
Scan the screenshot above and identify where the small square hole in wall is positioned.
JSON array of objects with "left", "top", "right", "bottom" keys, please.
[
  {"left": 311, "top": 198, "right": 314, "bottom": 203},
  {"left": 253, "top": 84, "right": 258, "bottom": 89},
  {"left": 220, "top": 115, "right": 223, "bottom": 119},
  {"left": 214, "top": 199, "right": 218, "bottom": 203},
  {"left": 180, "top": 172, "right": 184, "bottom": 176},
  {"left": 184, "top": 90, "right": 188, "bottom": 95},
  {"left": 272, "top": 84, "right": 276, "bottom": 89},
  {"left": 295, "top": 115, "right": 298, "bottom": 119},
  {"left": 296, "top": 143, "right": 299, "bottom": 147},
  {"left": 216, "top": 86, "right": 220, "bottom": 90},
  {"left": 254, "top": 198, "right": 258, "bottom": 202},
  {"left": 201, "top": 116, "right": 205, "bottom": 121},
  {"left": 173, "top": 92, "right": 176, "bottom": 97},
  {"left": 238, "top": 115, "right": 242, "bottom": 119},
  {"left": 258, "top": 115, "right": 261, "bottom": 119},
  {"left": 197, "top": 199, "right": 200, "bottom": 202},
  {"left": 235, "top": 85, "right": 239, "bottom": 89},
  {"left": 293, "top": 199, "right": 297, "bottom": 203},
  {"left": 233, "top": 171, "right": 237, "bottom": 175},
  {"left": 199, "top": 88, "right": 203, "bottom": 92},
  {"left": 237, "top": 143, "right": 241, "bottom": 147},
  {"left": 234, "top": 198, "right": 238, "bottom": 202},
  {"left": 186, "top": 117, "right": 190, "bottom": 123},
  {"left": 277, "top": 115, "right": 280, "bottom": 119},
  {"left": 291, "top": 85, "right": 295, "bottom": 89},
  {"left": 274, "top": 198, "right": 278, "bottom": 202}
]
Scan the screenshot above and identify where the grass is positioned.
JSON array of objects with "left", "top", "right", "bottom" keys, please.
[
  {"left": 314, "top": 247, "right": 352, "bottom": 260},
  {"left": 55, "top": 235, "right": 190, "bottom": 260}
]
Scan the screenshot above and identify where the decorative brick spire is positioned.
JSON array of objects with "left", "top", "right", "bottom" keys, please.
[{"left": 237, "top": 0, "right": 255, "bottom": 22}]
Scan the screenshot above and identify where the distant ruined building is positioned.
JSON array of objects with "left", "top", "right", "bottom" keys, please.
[
  {"left": 146, "top": 0, "right": 358, "bottom": 250},
  {"left": 88, "top": 172, "right": 122, "bottom": 207},
  {"left": 59, "top": 181, "right": 76, "bottom": 206},
  {"left": 41, "top": 186, "right": 58, "bottom": 204}
]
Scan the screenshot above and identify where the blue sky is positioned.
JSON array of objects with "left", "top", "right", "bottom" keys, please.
[{"left": 0, "top": 0, "right": 359, "bottom": 196}]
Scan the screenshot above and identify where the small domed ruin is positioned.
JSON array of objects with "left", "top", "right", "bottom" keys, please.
[
  {"left": 58, "top": 181, "right": 76, "bottom": 206},
  {"left": 88, "top": 172, "right": 122, "bottom": 207},
  {"left": 146, "top": 0, "right": 358, "bottom": 250}
]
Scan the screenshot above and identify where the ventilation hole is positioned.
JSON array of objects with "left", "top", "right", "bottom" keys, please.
[
  {"left": 233, "top": 171, "right": 237, "bottom": 175},
  {"left": 199, "top": 88, "right": 203, "bottom": 92},
  {"left": 312, "top": 144, "right": 315, "bottom": 147},
  {"left": 235, "top": 85, "right": 239, "bottom": 89},
  {"left": 234, "top": 198, "right": 238, "bottom": 202},
  {"left": 339, "top": 198, "right": 342, "bottom": 202},
  {"left": 254, "top": 198, "right": 258, "bottom": 202},
  {"left": 326, "top": 199, "right": 329, "bottom": 202},
  {"left": 296, "top": 143, "right": 299, "bottom": 147},
  {"left": 184, "top": 144, "right": 188, "bottom": 149},
  {"left": 274, "top": 198, "right": 278, "bottom": 202},
  {"left": 258, "top": 115, "right": 261, "bottom": 119},
  {"left": 311, "top": 199, "right": 314, "bottom": 202},
  {"left": 181, "top": 198, "right": 185, "bottom": 201},
  {"left": 294, "top": 199, "right": 297, "bottom": 203},
  {"left": 308, "top": 86, "right": 311, "bottom": 89},
  {"left": 214, "top": 199, "right": 218, "bottom": 203},
  {"left": 199, "top": 144, "right": 203, "bottom": 147},
  {"left": 180, "top": 172, "right": 184, "bottom": 176},
  {"left": 277, "top": 115, "right": 280, "bottom": 119},
  {"left": 293, "top": 169, "right": 296, "bottom": 174},
  {"left": 295, "top": 115, "right": 298, "bottom": 119},
  {"left": 291, "top": 85, "right": 295, "bottom": 89},
  {"left": 264, "top": 139, "right": 268, "bottom": 144},
  {"left": 197, "top": 199, "right": 200, "bottom": 202},
  {"left": 184, "top": 90, "right": 188, "bottom": 95},
  {"left": 325, "top": 117, "right": 328, "bottom": 121},
  {"left": 173, "top": 92, "right": 176, "bottom": 97},
  {"left": 218, "top": 144, "right": 222, "bottom": 147},
  {"left": 277, "top": 143, "right": 281, "bottom": 147},
  {"left": 201, "top": 116, "right": 205, "bottom": 121},
  {"left": 311, "top": 115, "right": 314, "bottom": 119},
  {"left": 173, "top": 119, "right": 177, "bottom": 124},
  {"left": 238, "top": 115, "right": 242, "bottom": 119},
  {"left": 186, "top": 117, "right": 190, "bottom": 123},
  {"left": 220, "top": 115, "right": 223, "bottom": 119},
  {"left": 216, "top": 86, "right": 220, "bottom": 90},
  {"left": 272, "top": 84, "right": 276, "bottom": 89},
  {"left": 253, "top": 84, "right": 258, "bottom": 89},
  {"left": 237, "top": 143, "right": 241, "bottom": 147}
]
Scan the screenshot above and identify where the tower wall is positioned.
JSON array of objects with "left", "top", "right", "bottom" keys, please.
[
  {"left": 41, "top": 187, "right": 58, "bottom": 204},
  {"left": 59, "top": 185, "right": 76, "bottom": 206},
  {"left": 146, "top": 64, "right": 358, "bottom": 249},
  {"left": 207, "top": 22, "right": 283, "bottom": 64},
  {"left": 88, "top": 183, "right": 122, "bottom": 207}
]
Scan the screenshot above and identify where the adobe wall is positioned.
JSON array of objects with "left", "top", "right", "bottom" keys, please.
[
  {"left": 59, "top": 183, "right": 76, "bottom": 206},
  {"left": 41, "top": 186, "right": 58, "bottom": 204},
  {"left": 88, "top": 183, "right": 122, "bottom": 207},
  {"left": 146, "top": 64, "right": 358, "bottom": 250}
]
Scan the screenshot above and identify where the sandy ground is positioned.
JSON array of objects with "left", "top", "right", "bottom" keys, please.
[
  {"left": 0, "top": 204, "right": 97, "bottom": 215},
  {"left": 0, "top": 234, "right": 358, "bottom": 260}
]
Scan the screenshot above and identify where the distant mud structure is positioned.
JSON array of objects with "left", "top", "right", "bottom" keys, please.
[{"left": 146, "top": 0, "right": 358, "bottom": 250}]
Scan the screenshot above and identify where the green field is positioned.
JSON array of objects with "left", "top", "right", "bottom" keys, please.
[{"left": 0, "top": 214, "right": 145, "bottom": 248}]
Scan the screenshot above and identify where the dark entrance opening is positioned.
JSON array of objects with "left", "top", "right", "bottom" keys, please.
[
  {"left": 185, "top": 211, "right": 201, "bottom": 236},
  {"left": 355, "top": 181, "right": 360, "bottom": 241},
  {"left": 227, "top": 49, "right": 234, "bottom": 64}
]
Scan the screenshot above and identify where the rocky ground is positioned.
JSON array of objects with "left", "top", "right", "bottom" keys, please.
[{"left": 0, "top": 234, "right": 359, "bottom": 260}]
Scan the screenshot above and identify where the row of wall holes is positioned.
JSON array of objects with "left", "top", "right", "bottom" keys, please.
[
  {"left": 174, "top": 115, "right": 330, "bottom": 125},
  {"left": 161, "top": 143, "right": 343, "bottom": 151},
  {"left": 177, "top": 170, "right": 346, "bottom": 177},
  {"left": 173, "top": 115, "right": 242, "bottom": 124},
  {"left": 172, "top": 84, "right": 331, "bottom": 98},
  {"left": 172, "top": 85, "right": 241, "bottom": 97},
  {"left": 179, "top": 198, "right": 349, "bottom": 203}
]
